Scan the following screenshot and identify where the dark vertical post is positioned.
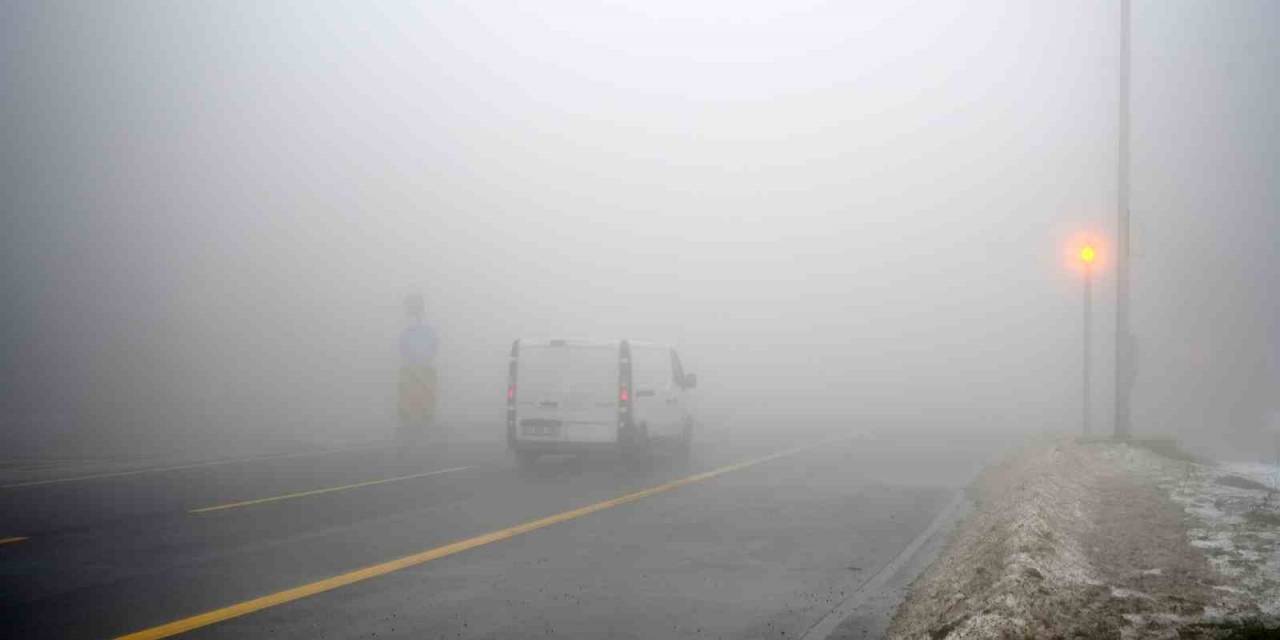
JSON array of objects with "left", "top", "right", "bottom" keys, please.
[
  {"left": 1115, "top": 0, "right": 1133, "bottom": 439},
  {"left": 1084, "top": 265, "right": 1093, "bottom": 436}
]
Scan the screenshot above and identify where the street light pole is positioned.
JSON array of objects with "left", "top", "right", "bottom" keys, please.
[
  {"left": 1083, "top": 261, "right": 1093, "bottom": 436},
  {"left": 1080, "top": 245, "right": 1096, "bottom": 436},
  {"left": 1115, "top": 0, "right": 1133, "bottom": 440}
]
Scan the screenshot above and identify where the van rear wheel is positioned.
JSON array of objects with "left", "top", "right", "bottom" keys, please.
[
  {"left": 515, "top": 450, "right": 539, "bottom": 470},
  {"left": 674, "top": 421, "right": 693, "bottom": 462},
  {"left": 621, "top": 422, "right": 652, "bottom": 467}
]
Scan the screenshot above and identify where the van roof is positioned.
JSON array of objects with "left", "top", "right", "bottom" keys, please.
[{"left": 517, "top": 338, "right": 668, "bottom": 350}]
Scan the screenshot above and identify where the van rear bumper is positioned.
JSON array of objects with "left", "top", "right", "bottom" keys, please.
[{"left": 510, "top": 439, "right": 619, "bottom": 454}]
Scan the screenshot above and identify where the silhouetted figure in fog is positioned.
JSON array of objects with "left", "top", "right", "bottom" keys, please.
[{"left": 397, "top": 293, "right": 438, "bottom": 451}]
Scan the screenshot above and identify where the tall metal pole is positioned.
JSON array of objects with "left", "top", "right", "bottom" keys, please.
[
  {"left": 1084, "top": 265, "right": 1093, "bottom": 436},
  {"left": 1115, "top": 0, "right": 1133, "bottom": 439}
]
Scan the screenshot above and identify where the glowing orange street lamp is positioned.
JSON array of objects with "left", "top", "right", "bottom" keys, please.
[
  {"left": 1080, "top": 245, "right": 1097, "bottom": 265},
  {"left": 1079, "top": 244, "right": 1097, "bottom": 436}
]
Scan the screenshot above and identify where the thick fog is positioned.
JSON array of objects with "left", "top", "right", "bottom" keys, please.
[{"left": 2, "top": 1, "right": 1276, "bottom": 457}]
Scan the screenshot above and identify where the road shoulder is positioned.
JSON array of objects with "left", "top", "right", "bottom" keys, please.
[{"left": 886, "top": 439, "right": 1280, "bottom": 639}]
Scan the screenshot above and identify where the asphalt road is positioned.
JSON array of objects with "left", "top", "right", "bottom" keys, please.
[{"left": 0, "top": 425, "right": 995, "bottom": 639}]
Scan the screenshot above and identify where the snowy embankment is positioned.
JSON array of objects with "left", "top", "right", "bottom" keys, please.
[{"left": 886, "top": 439, "right": 1280, "bottom": 639}]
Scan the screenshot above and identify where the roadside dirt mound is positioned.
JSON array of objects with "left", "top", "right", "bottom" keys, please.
[{"left": 886, "top": 439, "right": 1277, "bottom": 639}]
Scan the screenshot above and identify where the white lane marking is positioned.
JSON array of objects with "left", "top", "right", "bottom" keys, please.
[
  {"left": 189, "top": 466, "right": 473, "bottom": 513},
  {"left": 1, "top": 444, "right": 392, "bottom": 489}
]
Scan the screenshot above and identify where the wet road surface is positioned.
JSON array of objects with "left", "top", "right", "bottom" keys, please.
[{"left": 0, "top": 426, "right": 994, "bottom": 639}]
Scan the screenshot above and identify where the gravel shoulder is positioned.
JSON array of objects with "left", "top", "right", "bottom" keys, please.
[{"left": 886, "top": 439, "right": 1280, "bottom": 639}]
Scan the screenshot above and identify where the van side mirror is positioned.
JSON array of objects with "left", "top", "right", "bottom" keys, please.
[{"left": 683, "top": 373, "right": 697, "bottom": 389}]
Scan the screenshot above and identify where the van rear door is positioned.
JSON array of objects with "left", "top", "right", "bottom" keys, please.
[
  {"left": 630, "top": 345, "right": 681, "bottom": 440},
  {"left": 515, "top": 343, "right": 618, "bottom": 443}
]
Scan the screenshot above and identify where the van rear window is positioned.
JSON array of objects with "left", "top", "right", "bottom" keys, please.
[{"left": 517, "top": 346, "right": 616, "bottom": 400}]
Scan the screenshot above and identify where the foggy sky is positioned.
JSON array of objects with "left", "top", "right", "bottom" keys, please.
[{"left": 2, "top": 0, "right": 1276, "bottom": 456}]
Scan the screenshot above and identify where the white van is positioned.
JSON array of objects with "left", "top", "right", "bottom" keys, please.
[{"left": 505, "top": 338, "right": 697, "bottom": 465}]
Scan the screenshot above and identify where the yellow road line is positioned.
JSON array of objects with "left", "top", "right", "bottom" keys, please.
[
  {"left": 2, "top": 445, "right": 390, "bottom": 490},
  {"left": 0, "top": 536, "right": 28, "bottom": 545},
  {"left": 116, "top": 440, "right": 831, "bottom": 640},
  {"left": 189, "top": 466, "right": 474, "bottom": 514}
]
